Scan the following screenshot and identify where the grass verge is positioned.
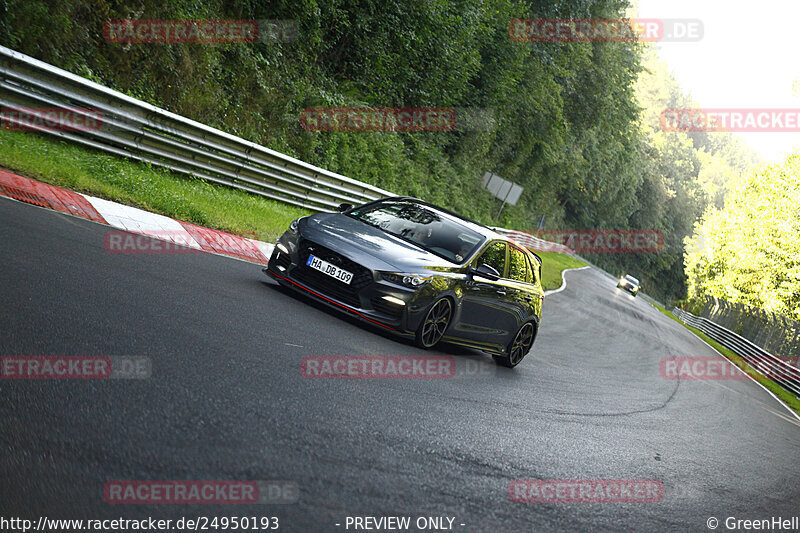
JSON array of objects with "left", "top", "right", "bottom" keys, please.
[
  {"left": 537, "top": 251, "right": 588, "bottom": 290},
  {"left": 649, "top": 300, "right": 800, "bottom": 415},
  {"left": 0, "top": 129, "right": 310, "bottom": 242}
]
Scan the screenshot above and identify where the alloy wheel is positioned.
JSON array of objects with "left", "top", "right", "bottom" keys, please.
[
  {"left": 419, "top": 299, "right": 452, "bottom": 348},
  {"left": 508, "top": 322, "right": 535, "bottom": 366}
]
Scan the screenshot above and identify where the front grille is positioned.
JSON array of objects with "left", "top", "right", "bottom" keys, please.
[
  {"left": 292, "top": 241, "right": 372, "bottom": 308},
  {"left": 371, "top": 296, "right": 404, "bottom": 320}
]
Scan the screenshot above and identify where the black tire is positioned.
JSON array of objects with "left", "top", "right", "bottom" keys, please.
[
  {"left": 493, "top": 322, "right": 536, "bottom": 368},
  {"left": 415, "top": 298, "right": 453, "bottom": 349}
]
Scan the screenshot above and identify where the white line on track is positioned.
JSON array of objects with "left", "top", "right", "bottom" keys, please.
[
  {"left": 679, "top": 329, "right": 800, "bottom": 424},
  {"left": 544, "top": 265, "right": 591, "bottom": 296}
]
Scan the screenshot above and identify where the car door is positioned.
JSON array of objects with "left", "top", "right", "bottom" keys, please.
[{"left": 454, "top": 240, "right": 520, "bottom": 349}]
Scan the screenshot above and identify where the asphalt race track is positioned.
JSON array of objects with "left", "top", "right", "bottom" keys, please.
[{"left": 2, "top": 196, "right": 800, "bottom": 532}]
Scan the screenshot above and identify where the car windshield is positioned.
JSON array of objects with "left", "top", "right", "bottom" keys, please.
[
  {"left": 348, "top": 200, "right": 485, "bottom": 263},
  {"left": 626, "top": 275, "right": 639, "bottom": 284}
]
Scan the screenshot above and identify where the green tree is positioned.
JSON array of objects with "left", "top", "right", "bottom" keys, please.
[{"left": 685, "top": 152, "right": 800, "bottom": 320}]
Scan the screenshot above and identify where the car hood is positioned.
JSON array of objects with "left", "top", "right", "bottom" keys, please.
[{"left": 298, "top": 213, "right": 462, "bottom": 272}]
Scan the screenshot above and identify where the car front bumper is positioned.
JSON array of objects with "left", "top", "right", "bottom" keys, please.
[
  {"left": 618, "top": 282, "right": 639, "bottom": 295},
  {"left": 264, "top": 234, "right": 441, "bottom": 334}
]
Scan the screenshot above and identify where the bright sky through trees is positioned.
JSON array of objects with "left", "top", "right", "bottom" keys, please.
[{"left": 638, "top": 0, "right": 800, "bottom": 163}]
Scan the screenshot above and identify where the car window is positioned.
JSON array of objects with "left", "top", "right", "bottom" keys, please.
[
  {"left": 525, "top": 254, "right": 537, "bottom": 284},
  {"left": 477, "top": 241, "right": 507, "bottom": 276},
  {"left": 348, "top": 200, "right": 485, "bottom": 264},
  {"left": 508, "top": 245, "right": 529, "bottom": 282}
]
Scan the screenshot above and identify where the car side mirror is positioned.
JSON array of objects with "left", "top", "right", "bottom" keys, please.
[
  {"left": 471, "top": 263, "right": 500, "bottom": 281},
  {"left": 337, "top": 203, "right": 354, "bottom": 212}
]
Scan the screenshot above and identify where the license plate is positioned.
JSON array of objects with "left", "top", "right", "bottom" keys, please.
[{"left": 306, "top": 254, "right": 353, "bottom": 284}]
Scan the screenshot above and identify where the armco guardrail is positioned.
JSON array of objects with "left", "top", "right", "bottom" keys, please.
[
  {"left": 700, "top": 296, "right": 800, "bottom": 360},
  {"left": 672, "top": 307, "right": 800, "bottom": 397},
  {"left": 0, "top": 45, "right": 392, "bottom": 212}
]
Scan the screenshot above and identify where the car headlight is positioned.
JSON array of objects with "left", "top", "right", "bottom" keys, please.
[
  {"left": 380, "top": 272, "right": 432, "bottom": 288},
  {"left": 289, "top": 218, "right": 302, "bottom": 234}
]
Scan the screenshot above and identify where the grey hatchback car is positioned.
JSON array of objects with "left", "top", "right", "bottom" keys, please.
[{"left": 264, "top": 197, "right": 544, "bottom": 367}]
